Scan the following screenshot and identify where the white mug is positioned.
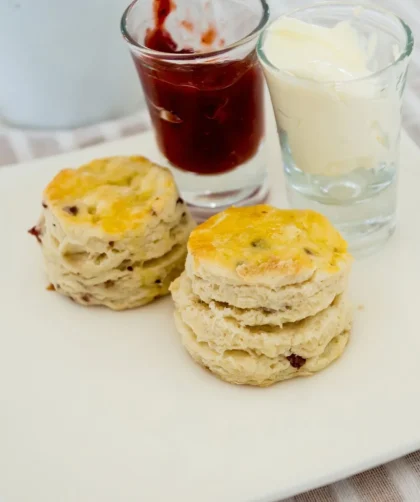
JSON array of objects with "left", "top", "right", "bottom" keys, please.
[{"left": 0, "top": 0, "right": 144, "bottom": 129}]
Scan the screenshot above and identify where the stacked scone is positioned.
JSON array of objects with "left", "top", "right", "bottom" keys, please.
[
  {"left": 171, "top": 205, "right": 353, "bottom": 386},
  {"left": 29, "top": 156, "right": 195, "bottom": 310}
]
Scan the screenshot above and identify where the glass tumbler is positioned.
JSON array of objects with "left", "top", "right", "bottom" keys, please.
[
  {"left": 121, "top": 0, "right": 270, "bottom": 217},
  {"left": 258, "top": 3, "right": 413, "bottom": 256}
]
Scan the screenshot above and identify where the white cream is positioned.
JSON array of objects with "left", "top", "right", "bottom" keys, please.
[{"left": 261, "top": 17, "right": 400, "bottom": 177}]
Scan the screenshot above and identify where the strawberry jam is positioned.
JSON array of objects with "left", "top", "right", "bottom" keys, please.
[{"left": 133, "top": 0, "right": 264, "bottom": 175}]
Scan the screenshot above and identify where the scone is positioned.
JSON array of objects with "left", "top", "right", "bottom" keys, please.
[
  {"left": 170, "top": 205, "right": 353, "bottom": 386},
  {"left": 186, "top": 205, "right": 352, "bottom": 316},
  {"left": 29, "top": 156, "right": 195, "bottom": 310}
]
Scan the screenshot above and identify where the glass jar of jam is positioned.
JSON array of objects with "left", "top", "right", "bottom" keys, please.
[{"left": 121, "top": 0, "right": 270, "bottom": 215}]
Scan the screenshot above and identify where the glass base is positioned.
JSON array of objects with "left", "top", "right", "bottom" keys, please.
[
  {"left": 161, "top": 143, "right": 267, "bottom": 220},
  {"left": 189, "top": 179, "right": 270, "bottom": 222},
  {"left": 281, "top": 131, "right": 398, "bottom": 257},
  {"left": 286, "top": 174, "right": 397, "bottom": 258}
]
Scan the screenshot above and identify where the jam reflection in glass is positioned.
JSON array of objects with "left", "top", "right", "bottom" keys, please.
[{"left": 133, "top": 52, "right": 264, "bottom": 174}]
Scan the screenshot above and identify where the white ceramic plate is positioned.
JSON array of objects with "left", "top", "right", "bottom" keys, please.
[{"left": 1, "top": 130, "right": 420, "bottom": 502}]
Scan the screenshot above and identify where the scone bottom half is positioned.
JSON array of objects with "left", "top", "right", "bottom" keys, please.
[
  {"left": 28, "top": 156, "right": 195, "bottom": 310},
  {"left": 171, "top": 205, "right": 353, "bottom": 387}
]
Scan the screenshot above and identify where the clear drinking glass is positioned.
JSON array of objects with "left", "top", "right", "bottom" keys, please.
[
  {"left": 258, "top": 3, "right": 413, "bottom": 256},
  {"left": 121, "top": 0, "right": 270, "bottom": 218}
]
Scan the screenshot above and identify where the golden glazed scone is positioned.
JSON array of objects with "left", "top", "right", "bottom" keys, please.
[
  {"left": 29, "top": 156, "right": 195, "bottom": 309},
  {"left": 188, "top": 205, "right": 350, "bottom": 285},
  {"left": 170, "top": 205, "right": 353, "bottom": 386},
  {"left": 186, "top": 205, "right": 352, "bottom": 311},
  {"left": 43, "top": 155, "right": 193, "bottom": 254}
]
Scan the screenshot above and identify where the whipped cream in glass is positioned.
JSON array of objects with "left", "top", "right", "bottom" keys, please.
[
  {"left": 260, "top": 16, "right": 400, "bottom": 177},
  {"left": 258, "top": 3, "right": 413, "bottom": 256}
]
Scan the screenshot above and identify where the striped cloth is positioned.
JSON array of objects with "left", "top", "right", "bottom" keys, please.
[
  {"left": 2, "top": 1, "right": 420, "bottom": 500},
  {"left": 284, "top": 455, "right": 420, "bottom": 501},
  {"left": 0, "top": 109, "right": 151, "bottom": 166}
]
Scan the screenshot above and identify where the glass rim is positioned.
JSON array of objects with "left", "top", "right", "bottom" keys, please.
[
  {"left": 257, "top": 1, "right": 414, "bottom": 86},
  {"left": 121, "top": 0, "right": 270, "bottom": 60}
]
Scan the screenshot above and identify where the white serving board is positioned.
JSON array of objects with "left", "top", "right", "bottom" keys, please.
[{"left": 1, "top": 128, "right": 420, "bottom": 502}]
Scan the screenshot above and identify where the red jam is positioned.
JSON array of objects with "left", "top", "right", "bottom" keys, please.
[
  {"left": 144, "top": 0, "right": 191, "bottom": 54},
  {"left": 134, "top": 0, "right": 264, "bottom": 175}
]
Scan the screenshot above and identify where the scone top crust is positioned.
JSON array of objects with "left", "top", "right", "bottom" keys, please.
[
  {"left": 43, "top": 156, "right": 179, "bottom": 237},
  {"left": 187, "top": 205, "right": 351, "bottom": 286}
]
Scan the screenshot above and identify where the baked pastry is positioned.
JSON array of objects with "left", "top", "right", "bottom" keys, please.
[
  {"left": 186, "top": 205, "right": 351, "bottom": 315},
  {"left": 29, "top": 156, "right": 195, "bottom": 309},
  {"left": 170, "top": 205, "right": 353, "bottom": 386}
]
